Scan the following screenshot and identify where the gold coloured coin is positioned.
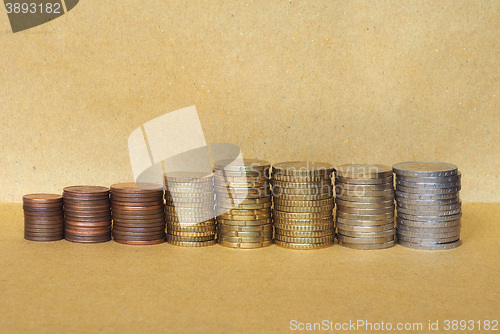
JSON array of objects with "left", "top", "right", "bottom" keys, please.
[
  {"left": 338, "top": 240, "right": 396, "bottom": 249},
  {"left": 274, "top": 240, "right": 333, "bottom": 249},
  {"left": 218, "top": 240, "right": 273, "bottom": 249}
]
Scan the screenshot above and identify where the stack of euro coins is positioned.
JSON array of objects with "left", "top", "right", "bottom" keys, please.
[
  {"left": 63, "top": 186, "right": 112, "bottom": 243},
  {"left": 164, "top": 172, "right": 216, "bottom": 247},
  {"left": 23, "top": 194, "right": 64, "bottom": 241},
  {"left": 110, "top": 182, "right": 166, "bottom": 245},
  {"left": 393, "top": 161, "right": 462, "bottom": 250},
  {"left": 334, "top": 164, "right": 396, "bottom": 250},
  {"left": 272, "top": 161, "right": 335, "bottom": 250},
  {"left": 214, "top": 159, "right": 273, "bottom": 249}
]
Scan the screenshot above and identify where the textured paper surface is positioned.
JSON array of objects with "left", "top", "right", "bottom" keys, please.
[
  {"left": 0, "top": 1, "right": 498, "bottom": 202},
  {"left": 0, "top": 203, "right": 498, "bottom": 333}
]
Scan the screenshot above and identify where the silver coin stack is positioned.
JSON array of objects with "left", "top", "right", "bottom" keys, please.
[
  {"left": 393, "top": 161, "right": 462, "bottom": 250},
  {"left": 271, "top": 161, "right": 335, "bottom": 250},
  {"left": 214, "top": 159, "right": 273, "bottom": 249},
  {"left": 334, "top": 164, "right": 396, "bottom": 249},
  {"left": 164, "top": 172, "right": 217, "bottom": 247}
]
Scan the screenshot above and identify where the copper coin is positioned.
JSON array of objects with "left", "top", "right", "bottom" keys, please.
[
  {"left": 24, "top": 226, "right": 64, "bottom": 233},
  {"left": 111, "top": 193, "right": 164, "bottom": 201},
  {"left": 112, "top": 220, "right": 166, "bottom": 227},
  {"left": 112, "top": 211, "right": 165, "bottom": 219},
  {"left": 24, "top": 217, "right": 64, "bottom": 224},
  {"left": 114, "top": 237, "right": 166, "bottom": 245},
  {"left": 23, "top": 202, "right": 63, "bottom": 209},
  {"left": 63, "top": 200, "right": 110, "bottom": 208},
  {"left": 112, "top": 230, "right": 165, "bottom": 237},
  {"left": 111, "top": 204, "right": 164, "bottom": 211},
  {"left": 24, "top": 230, "right": 64, "bottom": 237},
  {"left": 112, "top": 233, "right": 165, "bottom": 241},
  {"left": 64, "top": 213, "right": 112, "bottom": 221},
  {"left": 112, "top": 217, "right": 165, "bottom": 224},
  {"left": 24, "top": 234, "right": 63, "bottom": 242},
  {"left": 65, "top": 221, "right": 111, "bottom": 228},
  {"left": 110, "top": 182, "right": 163, "bottom": 194},
  {"left": 112, "top": 225, "right": 165, "bottom": 233},
  {"left": 63, "top": 185, "right": 109, "bottom": 195},
  {"left": 23, "top": 193, "right": 63, "bottom": 203},
  {"left": 65, "top": 233, "right": 111, "bottom": 243},
  {"left": 65, "top": 228, "right": 111, "bottom": 236}
]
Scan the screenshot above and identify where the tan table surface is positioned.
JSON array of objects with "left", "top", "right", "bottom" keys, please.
[{"left": 0, "top": 203, "right": 498, "bottom": 333}]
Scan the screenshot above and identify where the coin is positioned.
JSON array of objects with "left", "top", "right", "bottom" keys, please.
[
  {"left": 168, "top": 224, "right": 217, "bottom": 232},
  {"left": 396, "top": 207, "right": 461, "bottom": 216},
  {"left": 273, "top": 217, "right": 333, "bottom": 225},
  {"left": 218, "top": 240, "right": 273, "bottom": 249},
  {"left": 218, "top": 230, "right": 273, "bottom": 238},
  {"left": 396, "top": 224, "right": 460, "bottom": 234},
  {"left": 166, "top": 234, "right": 215, "bottom": 242},
  {"left": 167, "top": 239, "right": 217, "bottom": 247},
  {"left": 275, "top": 229, "right": 334, "bottom": 238},
  {"left": 214, "top": 170, "right": 268, "bottom": 178},
  {"left": 217, "top": 218, "right": 271, "bottom": 226},
  {"left": 336, "top": 194, "right": 395, "bottom": 203},
  {"left": 335, "top": 199, "right": 394, "bottom": 209},
  {"left": 336, "top": 206, "right": 394, "bottom": 215},
  {"left": 218, "top": 224, "right": 272, "bottom": 232},
  {"left": 273, "top": 211, "right": 332, "bottom": 219},
  {"left": 216, "top": 208, "right": 271, "bottom": 216},
  {"left": 337, "top": 228, "right": 395, "bottom": 238},
  {"left": 275, "top": 193, "right": 332, "bottom": 201},
  {"left": 393, "top": 161, "right": 458, "bottom": 177},
  {"left": 336, "top": 188, "right": 394, "bottom": 197},
  {"left": 396, "top": 185, "right": 460, "bottom": 194},
  {"left": 397, "top": 234, "right": 459, "bottom": 244},
  {"left": 273, "top": 186, "right": 332, "bottom": 196},
  {"left": 335, "top": 164, "right": 393, "bottom": 179},
  {"left": 215, "top": 180, "right": 268, "bottom": 188},
  {"left": 337, "top": 234, "right": 394, "bottom": 244},
  {"left": 167, "top": 219, "right": 217, "bottom": 227},
  {"left": 274, "top": 222, "right": 334, "bottom": 231},
  {"left": 335, "top": 222, "right": 394, "bottom": 232},
  {"left": 336, "top": 216, "right": 394, "bottom": 226},
  {"left": 274, "top": 240, "right": 333, "bottom": 250},
  {"left": 396, "top": 228, "right": 460, "bottom": 239},
  {"left": 335, "top": 176, "right": 393, "bottom": 185},
  {"left": 396, "top": 173, "right": 461, "bottom": 183},
  {"left": 335, "top": 183, "right": 393, "bottom": 191},
  {"left": 217, "top": 213, "right": 270, "bottom": 221},
  {"left": 398, "top": 238, "right": 462, "bottom": 250},
  {"left": 338, "top": 240, "right": 396, "bottom": 249},
  {"left": 396, "top": 202, "right": 461, "bottom": 211},
  {"left": 214, "top": 158, "right": 270, "bottom": 172},
  {"left": 273, "top": 204, "right": 334, "bottom": 213},
  {"left": 218, "top": 235, "right": 273, "bottom": 243},
  {"left": 397, "top": 212, "right": 461, "bottom": 221},
  {"left": 273, "top": 174, "right": 329, "bottom": 182},
  {"left": 394, "top": 190, "right": 459, "bottom": 200},
  {"left": 396, "top": 179, "right": 461, "bottom": 189},
  {"left": 166, "top": 186, "right": 213, "bottom": 194},
  {"left": 272, "top": 161, "right": 334, "bottom": 177},
  {"left": 164, "top": 171, "right": 213, "bottom": 183},
  {"left": 396, "top": 217, "right": 461, "bottom": 228},
  {"left": 271, "top": 180, "right": 332, "bottom": 189},
  {"left": 110, "top": 182, "right": 163, "bottom": 194},
  {"left": 395, "top": 197, "right": 460, "bottom": 206},
  {"left": 216, "top": 201, "right": 272, "bottom": 210},
  {"left": 275, "top": 235, "right": 334, "bottom": 244},
  {"left": 23, "top": 193, "right": 63, "bottom": 203},
  {"left": 337, "top": 211, "right": 394, "bottom": 221},
  {"left": 215, "top": 197, "right": 271, "bottom": 205},
  {"left": 214, "top": 175, "right": 269, "bottom": 183},
  {"left": 274, "top": 198, "right": 333, "bottom": 207},
  {"left": 114, "top": 238, "right": 166, "bottom": 245}
]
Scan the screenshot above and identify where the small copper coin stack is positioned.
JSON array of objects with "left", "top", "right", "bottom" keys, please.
[
  {"left": 215, "top": 159, "right": 273, "bottom": 249},
  {"left": 334, "top": 164, "right": 396, "bottom": 250},
  {"left": 63, "top": 186, "right": 112, "bottom": 243},
  {"left": 272, "top": 161, "right": 335, "bottom": 250},
  {"left": 110, "top": 182, "right": 165, "bottom": 245},
  {"left": 23, "top": 194, "right": 64, "bottom": 241},
  {"left": 393, "top": 161, "right": 462, "bottom": 250},
  {"left": 165, "top": 172, "right": 216, "bottom": 247}
]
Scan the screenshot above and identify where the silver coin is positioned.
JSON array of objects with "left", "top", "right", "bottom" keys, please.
[
  {"left": 396, "top": 172, "right": 461, "bottom": 183},
  {"left": 396, "top": 223, "right": 460, "bottom": 234},
  {"left": 336, "top": 216, "right": 394, "bottom": 226},
  {"left": 397, "top": 234, "right": 460, "bottom": 244},
  {"left": 335, "top": 183, "right": 393, "bottom": 191},
  {"left": 336, "top": 188, "right": 394, "bottom": 197},
  {"left": 395, "top": 190, "right": 459, "bottom": 200},
  {"left": 392, "top": 161, "right": 458, "bottom": 177},
  {"left": 396, "top": 228, "right": 460, "bottom": 239},
  {"left": 396, "top": 179, "right": 461, "bottom": 189},
  {"left": 396, "top": 217, "right": 461, "bottom": 228},
  {"left": 397, "top": 212, "right": 461, "bottom": 221},
  {"left": 336, "top": 195, "right": 395, "bottom": 203},
  {"left": 337, "top": 228, "right": 395, "bottom": 238},
  {"left": 337, "top": 234, "right": 394, "bottom": 244},
  {"left": 336, "top": 222, "right": 394, "bottom": 232},
  {"left": 396, "top": 185, "right": 460, "bottom": 194},
  {"left": 397, "top": 202, "right": 461, "bottom": 211},
  {"left": 395, "top": 197, "right": 460, "bottom": 206},
  {"left": 335, "top": 199, "right": 394, "bottom": 209},
  {"left": 335, "top": 175, "right": 393, "bottom": 185},
  {"left": 398, "top": 238, "right": 462, "bottom": 250},
  {"left": 338, "top": 239, "right": 396, "bottom": 249},
  {"left": 337, "top": 205, "right": 394, "bottom": 215},
  {"left": 337, "top": 211, "right": 394, "bottom": 221},
  {"left": 397, "top": 207, "right": 461, "bottom": 216}
]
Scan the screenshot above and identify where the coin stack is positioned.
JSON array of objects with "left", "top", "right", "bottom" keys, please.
[
  {"left": 214, "top": 159, "right": 273, "bottom": 249},
  {"left": 393, "top": 161, "right": 462, "bottom": 250},
  {"left": 164, "top": 172, "right": 216, "bottom": 247},
  {"left": 63, "top": 186, "right": 112, "bottom": 243},
  {"left": 272, "top": 161, "right": 335, "bottom": 250},
  {"left": 110, "top": 182, "right": 166, "bottom": 245},
  {"left": 23, "top": 194, "right": 64, "bottom": 241},
  {"left": 334, "top": 164, "right": 396, "bottom": 250}
]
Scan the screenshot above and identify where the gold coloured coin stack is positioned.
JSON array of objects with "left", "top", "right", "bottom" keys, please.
[
  {"left": 63, "top": 186, "right": 112, "bottom": 243},
  {"left": 23, "top": 194, "right": 64, "bottom": 242},
  {"left": 164, "top": 172, "right": 216, "bottom": 247},
  {"left": 393, "top": 161, "right": 462, "bottom": 250},
  {"left": 110, "top": 182, "right": 166, "bottom": 245},
  {"left": 334, "top": 164, "right": 396, "bottom": 250},
  {"left": 272, "top": 161, "right": 335, "bottom": 250},
  {"left": 214, "top": 159, "right": 273, "bottom": 249}
]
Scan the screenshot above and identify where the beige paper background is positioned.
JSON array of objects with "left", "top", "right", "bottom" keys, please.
[{"left": 0, "top": 0, "right": 499, "bottom": 202}]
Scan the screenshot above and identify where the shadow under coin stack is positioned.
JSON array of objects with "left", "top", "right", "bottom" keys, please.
[
  {"left": 63, "top": 186, "right": 112, "bottom": 243},
  {"left": 334, "top": 164, "right": 396, "bottom": 250},
  {"left": 110, "top": 182, "right": 166, "bottom": 245},
  {"left": 272, "top": 161, "right": 335, "bottom": 250},
  {"left": 215, "top": 159, "right": 273, "bottom": 249},
  {"left": 164, "top": 172, "right": 216, "bottom": 247},
  {"left": 23, "top": 194, "right": 64, "bottom": 241},
  {"left": 393, "top": 161, "right": 462, "bottom": 250}
]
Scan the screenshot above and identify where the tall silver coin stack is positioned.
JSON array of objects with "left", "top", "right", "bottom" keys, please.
[
  {"left": 164, "top": 172, "right": 217, "bottom": 247},
  {"left": 272, "top": 161, "right": 335, "bottom": 250},
  {"left": 214, "top": 159, "right": 273, "bottom": 249},
  {"left": 393, "top": 161, "right": 462, "bottom": 250},
  {"left": 334, "top": 164, "right": 396, "bottom": 249}
]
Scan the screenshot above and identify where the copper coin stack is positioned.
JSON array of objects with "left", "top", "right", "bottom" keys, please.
[
  {"left": 334, "top": 164, "right": 396, "bottom": 250},
  {"left": 62, "top": 186, "right": 112, "bottom": 243},
  {"left": 393, "top": 161, "right": 462, "bottom": 250},
  {"left": 272, "top": 161, "right": 335, "bottom": 250},
  {"left": 164, "top": 172, "right": 216, "bottom": 247},
  {"left": 23, "top": 194, "right": 64, "bottom": 241},
  {"left": 215, "top": 159, "right": 273, "bottom": 249},
  {"left": 110, "top": 182, "right": 165, "bottom": 245}
]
